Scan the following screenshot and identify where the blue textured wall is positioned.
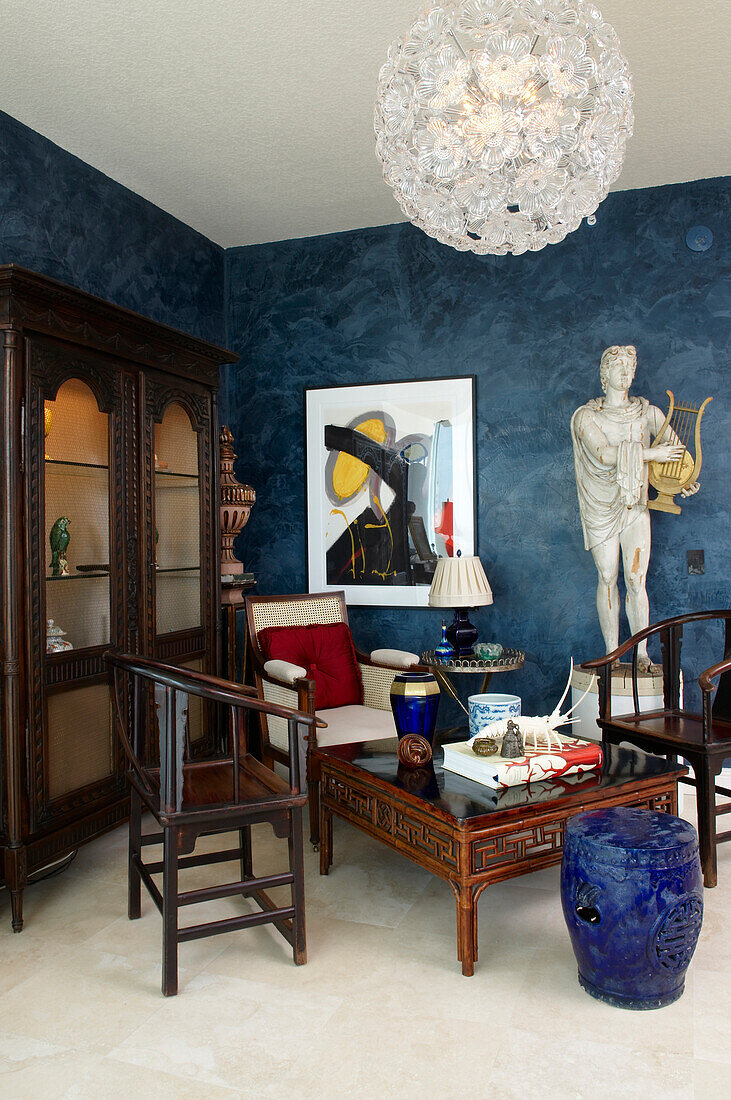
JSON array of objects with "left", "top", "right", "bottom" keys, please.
[
  {"left": 0, "top": 111, "right": 224, "bottom": 343},
  {"left": 222, "top": 177, "right": 730, "bottom": 714}
]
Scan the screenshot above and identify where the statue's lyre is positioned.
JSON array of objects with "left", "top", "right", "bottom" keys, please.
[{"left": 648, "top": 390, "right": 713, "bottom": 514}]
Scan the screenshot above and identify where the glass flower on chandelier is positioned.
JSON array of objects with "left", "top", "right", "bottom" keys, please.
[{"left": 374, "top": 0, "right": 634, "bottom": 255}]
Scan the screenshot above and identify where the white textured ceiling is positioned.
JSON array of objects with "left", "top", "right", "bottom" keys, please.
[{"left": 0, "top": 1, "right": 728, "bottom": 248}]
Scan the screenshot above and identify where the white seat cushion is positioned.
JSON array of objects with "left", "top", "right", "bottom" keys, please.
[
  {"left": 316, "top": 704, "right": 397, "bottom": 746},
  {"left": 268, "top": 704, "right": 397, "bottom": 784}
]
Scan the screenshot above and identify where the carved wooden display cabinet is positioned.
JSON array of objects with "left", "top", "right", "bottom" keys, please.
[{"left": 0, "top": 266, "right": 233, "bottom": 930}]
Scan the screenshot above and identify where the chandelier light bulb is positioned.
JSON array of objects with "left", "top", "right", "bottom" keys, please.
[{"left": 374, "top": 1, "right": 634, "bottom": 256}]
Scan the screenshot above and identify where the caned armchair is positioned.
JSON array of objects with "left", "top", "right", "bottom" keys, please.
[{"left": 245, "top": 591, "right": 423, "bottom": 845}]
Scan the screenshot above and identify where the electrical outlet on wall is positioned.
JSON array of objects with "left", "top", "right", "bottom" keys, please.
[{"left": 687, "top": 550, "right": 705, "bottom": 575}]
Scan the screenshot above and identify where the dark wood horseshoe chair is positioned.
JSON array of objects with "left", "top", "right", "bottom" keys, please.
[
  {"left": 107, "top": 652, "right": 322, "bottom": 995},
  {"left": 583, "top": 610, "right": 731, "bottom": 888}
]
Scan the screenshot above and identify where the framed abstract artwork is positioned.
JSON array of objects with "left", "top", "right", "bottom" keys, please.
[{"left": 305, "top": 377, "right": 476, "bottom": 607}]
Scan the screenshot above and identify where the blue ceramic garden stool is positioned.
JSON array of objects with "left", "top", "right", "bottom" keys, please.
[{"left": 561, "top": 806, "right": 703, "bottom": 1010}]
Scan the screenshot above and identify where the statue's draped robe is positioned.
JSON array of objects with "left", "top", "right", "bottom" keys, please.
[{"left": 570, "top": 396, "right": 649, "bottom": 552}]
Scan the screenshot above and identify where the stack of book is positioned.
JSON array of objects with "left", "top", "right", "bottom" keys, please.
[{"left": 441, "top": 734, "right": 603, "bottom": 789}]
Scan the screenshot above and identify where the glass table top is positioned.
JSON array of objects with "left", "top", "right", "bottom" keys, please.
[{"left": 315, "top": 739, "right": 684, "bottom": 822}]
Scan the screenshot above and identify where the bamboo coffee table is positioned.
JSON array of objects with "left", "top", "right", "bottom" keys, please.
[{"left": 316, "top": 740, "right": 684, "bottom": 976}]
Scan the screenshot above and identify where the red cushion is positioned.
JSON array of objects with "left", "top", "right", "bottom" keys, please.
[{"left": 258, "top": 622, "right": 363, "bottom": 710}]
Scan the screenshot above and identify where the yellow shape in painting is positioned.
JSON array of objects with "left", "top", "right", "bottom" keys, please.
[{"left": 331, "top": 418, "right": 387, "bottom": 500}]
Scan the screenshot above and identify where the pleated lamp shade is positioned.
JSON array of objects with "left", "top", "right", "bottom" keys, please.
[{"left": 428, "top": 555, "right": 493, "bottom": 609}]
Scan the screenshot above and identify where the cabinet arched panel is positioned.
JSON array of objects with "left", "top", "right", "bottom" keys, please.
[
  {"left": 143, "top": 375, "right": 217, "bottom": 718},
  {"left": 29, "top": 337, "right": 119, "bottom": 412},
  {"left": 27, "top": 362, "right": 125, "bottom": 832}
]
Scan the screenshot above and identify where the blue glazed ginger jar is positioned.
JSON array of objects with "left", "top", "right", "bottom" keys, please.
[
  {"left": 561, "top": 807, "right": 703, "bottom": 1010},
  {"left": 390, "top": 672, "right": 440, "bottom": 744}
]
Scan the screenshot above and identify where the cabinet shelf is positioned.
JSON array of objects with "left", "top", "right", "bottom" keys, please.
[
  {"left": 155, "top": 470, "right": 198, "bottom": 482},
  {"left": 45, "top": 460, "right": 109, "bottom": 484},
  {"left": 46, "top": 572, "right": 109, "bottom": 582},
  {"left": 46, "top": 459, "right": 109, "bottom": 470},
  {"left": 156, "top": 566, "right": 200, "bottom": 574}
]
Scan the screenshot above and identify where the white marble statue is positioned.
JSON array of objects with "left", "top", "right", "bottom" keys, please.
[{"left": 570, "top": 345, "right": 698, "bottom": 669}]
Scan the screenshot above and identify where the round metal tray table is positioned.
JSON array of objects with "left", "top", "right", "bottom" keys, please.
[{"left": 421, "top": 648, "right": 525, "bottom": 714}]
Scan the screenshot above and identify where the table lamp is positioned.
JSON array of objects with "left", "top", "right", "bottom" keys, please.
[{"left": 428, "top": 554, "right": 493, "bottom": 656}]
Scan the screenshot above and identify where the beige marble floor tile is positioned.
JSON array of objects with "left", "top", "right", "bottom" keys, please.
[
  {"left": 486, "top": 1031, "right": 693, "bottom": 1099},
  {"left": 204, "top": 911, "right": 397, "bottom": 996},
  {"left": 692, "top": 899, "right": 731, "bottom": 974},
  {"left": 506, "top": 861, "right": 562, "bottom": 893},
  {"left": 83, "top": 907, "right": 234, "bottom": 977},
  {"left": 62, "top": 1053, "right": 242, "bottom": 1098},
  {"left": 354, "top": 937, "right": 536, "bottom": 1025},
  {"left": 0, "top": 871, "right": 124, "bottom": 948},
  {"left": 279, "top": 1004, "right": 505, "bottom": 1099},
  {"left": 0, "top": 1034, "right": 103, "bottom": 1100},
  {"left": 693, "top": 968, "right": 731, "bottom": 1064},
  {"left": 1, "top": 792, "right": 729, "bottom": 1097},
  {"left": 0, "top": 933, "right": 55, "bottom": 996},
  {"left": 108, "top": 971, "right": 342, "bottom": 1093},
  {"left": 0, "top": 1034, "right": 241, "bottom": 1100},
  {"left": 387, "top": 874, "right": 570, "bottom": 1000},
  {"left": 305, "top": 820, "right": 433, "bottom": 927},
  {"left": 692, "top": 1058, "right": 731, "bottom": 1098},
  {"left": 0, "top": 946, "right": 173, "bottom": 1053},
  {"left": 513, "top": 941, "right": 696, "bottom": 1056},
  {"left": 61, "top": 824, "right": 129, "bottom": 887}
]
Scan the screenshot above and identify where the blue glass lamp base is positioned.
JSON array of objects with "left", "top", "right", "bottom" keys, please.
[{"left": 445, "top": 610, "right": 478, "bottom": 656}]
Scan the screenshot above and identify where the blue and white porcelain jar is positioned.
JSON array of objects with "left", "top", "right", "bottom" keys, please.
[{"left": 468, "top": 693, "right": 521, "bottom": 739}]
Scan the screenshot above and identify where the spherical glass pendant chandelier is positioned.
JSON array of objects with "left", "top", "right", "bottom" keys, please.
[{"left": 374, "top": 1, "right": 634, "bottom": 255}]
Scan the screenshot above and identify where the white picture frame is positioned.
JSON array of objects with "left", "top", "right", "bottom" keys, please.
[{"left": 305, "top": 377, "right": 475, "bottom": 607}]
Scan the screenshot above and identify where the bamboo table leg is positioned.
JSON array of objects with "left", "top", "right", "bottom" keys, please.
[{"left": 450, "top": 879, "right": 490, "bottom": 976}]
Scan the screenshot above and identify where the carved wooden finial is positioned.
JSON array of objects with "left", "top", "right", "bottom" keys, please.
[{"left": 219, "top": 425, "right": 255, "bottom": 578}]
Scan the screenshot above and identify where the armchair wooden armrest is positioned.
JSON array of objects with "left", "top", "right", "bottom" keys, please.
[
  {"left": 581, "top": 631, "right": 660, "bottom": 672},
  {"left": 699, "top": 657, "right": 731, "bottom": 695},
  {"left": 581, "top": 609, "right": 731, "bottom": 722},
  {"left": 699, "top": 656, "right": 731, "bottom": 732}
]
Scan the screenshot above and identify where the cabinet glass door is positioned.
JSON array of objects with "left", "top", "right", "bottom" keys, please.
[
  {"left": 43, "top": 378, "right": 114, "bottom": 801},
  {"left": 154, "top": 403, "right": 202, "bottom": 635}
]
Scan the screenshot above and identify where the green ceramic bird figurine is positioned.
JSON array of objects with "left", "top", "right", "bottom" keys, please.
[{"left": 49, "top": 516, "right": 71, "bottom": 576}]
